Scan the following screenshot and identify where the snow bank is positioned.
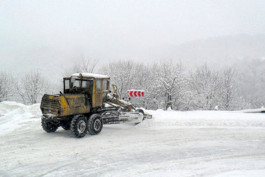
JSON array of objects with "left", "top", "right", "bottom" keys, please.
[
  {"left": 241, "top": 108, "right": 265, "bottom": 113},
  {"left": 141, "top": 109, "right": 265, "bottom": 128},
  {"left": 1, "top": 101, "right": 265, "bottom": 135},
  {"left": 0, "top": 101, "right": 41, "bottom": 135}
]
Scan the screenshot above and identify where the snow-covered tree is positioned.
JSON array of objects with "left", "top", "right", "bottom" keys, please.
[
  {"left": 97, "top": 60, "right": 260, "bottom": 111},
  {"left": 153, "top": 62, "right": 186, "bottom": 110},
  {"left": 188, "top": 64, "right": 222, "bottom": 110},
  {"left": 220, "top": 67, "right": 236, "bottom": 110},
  {"left": 129, "top": 63, "right": 152, "bottom": 108}
]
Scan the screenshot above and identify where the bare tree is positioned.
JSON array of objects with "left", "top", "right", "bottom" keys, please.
[
  {"left": 78, "top": 56, "right": 99, "bottom": 73},
  {"left": 65, "top": 57, "right": 99, "bottom": 76},
  {"left": 0, "top": 72, "right": 14, "bottom": 102},
  {"left": 17, "top": 71, "right": 48, "bottom": 104},
  {"left": 100, "top": 61, "right": 135, "bottom": 98}
]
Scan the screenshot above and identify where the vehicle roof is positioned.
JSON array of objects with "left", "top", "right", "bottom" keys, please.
[{"left": 71, "top": 73, "right": 110, "bottom": 79}]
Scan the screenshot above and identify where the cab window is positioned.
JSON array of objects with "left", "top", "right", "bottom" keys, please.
[
  {"left": 64, "top": 79, "right": 70, "bottom": 93},
  {"left": 103, "top": 80, "right": 108, "bottom": 90},
  {"left": 73, "top": 79, "right": 81, "bottom": 87},
  {"left": 82, "top": 81, "right": 89, "bottom": 89},
  {"left": 96, "top": 80, "right": 102, "bottom": 91},
  {"left": 65, "top": 80, "right": 70, "bottom": 90}
]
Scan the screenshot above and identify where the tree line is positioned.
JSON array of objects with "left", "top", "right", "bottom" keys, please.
[
  {"left": 100, "top": 61, "right": 249, "bottom": 110},
  {"left": 0, "top": 59, "right": 264, "bottom": 110}
]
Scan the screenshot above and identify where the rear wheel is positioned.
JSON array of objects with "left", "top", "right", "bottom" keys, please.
[
  {"left": 41, "top": 118, "right": 59, "bottom": 133},
  {"left": 61, "top": 120, "right": 71, "bottom": 130},
  {"left": 88, "top": 114, "right": 103, "bottom": 135},
  {"left": 70, "top": 115, "right": 88, "bottom": 138}
]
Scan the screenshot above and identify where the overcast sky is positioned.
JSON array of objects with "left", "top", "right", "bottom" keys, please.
[{"left": 1, "top": 0, "right": 265, "bottom": 77}]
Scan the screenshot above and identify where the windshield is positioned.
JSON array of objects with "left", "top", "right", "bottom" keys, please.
[
  {"left": 66, "top": 78, "right": 93, "bottom": 93},
  {"left": 72, "top": 79, "right": 81, "bottom": 88}
]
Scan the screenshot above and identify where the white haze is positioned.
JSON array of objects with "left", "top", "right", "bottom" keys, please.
[{"left": 1, "top": 0, "right": 265, "bottom": 78}]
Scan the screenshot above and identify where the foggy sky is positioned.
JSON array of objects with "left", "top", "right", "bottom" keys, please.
[{"left": 1, "top": 0, "right": 265, "bottom": 77}]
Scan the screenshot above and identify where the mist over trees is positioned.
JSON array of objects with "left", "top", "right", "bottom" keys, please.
[
  {"left": 0, "top": 58, "right": 264, "bottom": 110},
  {"left": 235, "top": 59, "right": 265, "bottom": 108},
  {"left": 100, "top": 61, "right": 239, "bottom": 110},
  {"left": 100, "top": 59, "right": 265, "bottom": 111}
]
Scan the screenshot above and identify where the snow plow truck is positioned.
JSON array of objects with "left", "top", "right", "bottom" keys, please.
[{"left": 40, "top": 73, "right": 151, "bottom": 138}]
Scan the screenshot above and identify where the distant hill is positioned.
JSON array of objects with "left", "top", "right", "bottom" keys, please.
[{"left": 153, "top": 34, "right": 265, "bottom": 69}]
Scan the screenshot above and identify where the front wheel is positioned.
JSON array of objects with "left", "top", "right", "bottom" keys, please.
[
  {"left": 41, "top": 118, "right": 59, "bottom": 133},
  {"left": 136, "top": 109, "right": 144, "bottom": 114},
  {"left": 88, "top": 114, "right": 103, "bottom": 135},
  {"left": 70, "top": 115, "right": 88, "bottom": 138}
]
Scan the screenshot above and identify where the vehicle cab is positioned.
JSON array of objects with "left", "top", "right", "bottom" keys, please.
[{"left": 63, "top": 73, "right": 110, "bottom": 108}]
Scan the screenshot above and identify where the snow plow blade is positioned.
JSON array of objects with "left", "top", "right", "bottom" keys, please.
[
  {"left": 119, "top": 112, "right": 144, "bottom": 124},
  {"left": 144, "top": 113, "right": 152, "bottom": 119}
]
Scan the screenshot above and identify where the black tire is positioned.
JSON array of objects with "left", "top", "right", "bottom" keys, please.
[
  {"left": 41, "top": 118, "right": 59, "bottom": 133},
  {"left": 136, "top": 109, "right": 145, "bottom": 123},
  {"left": 88, "top": 114, "right": 103, "bottom": 135},
  {"left": 70, "top": 115, "right": 88, "bottom": 138},
  {"left": 136, "top": 109, "right": 144, "bottom": 114},
  {"left": 61, "top": 121, "right": 71, "bottom": 130}
]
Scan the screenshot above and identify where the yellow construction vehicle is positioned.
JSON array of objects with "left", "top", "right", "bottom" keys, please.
[{"left": 40, "top": 73, "right": 151, "bottom": 138}]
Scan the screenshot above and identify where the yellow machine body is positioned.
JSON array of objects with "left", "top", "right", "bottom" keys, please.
[{"left": 40, "top": 73, "right": 110, "bottom": 118}]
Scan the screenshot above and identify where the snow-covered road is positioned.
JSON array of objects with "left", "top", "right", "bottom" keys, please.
[{"left": 1, "top": 102, "right": 265, "bottom": 177}]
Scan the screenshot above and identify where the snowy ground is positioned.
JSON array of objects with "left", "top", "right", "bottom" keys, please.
[{"left": 1, "top": 102, "right": 265, "bottom": 177}]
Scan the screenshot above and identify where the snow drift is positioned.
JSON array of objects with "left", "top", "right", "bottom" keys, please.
[{"left": 0, "top": 101, "right": 41, "bottom": 135}]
